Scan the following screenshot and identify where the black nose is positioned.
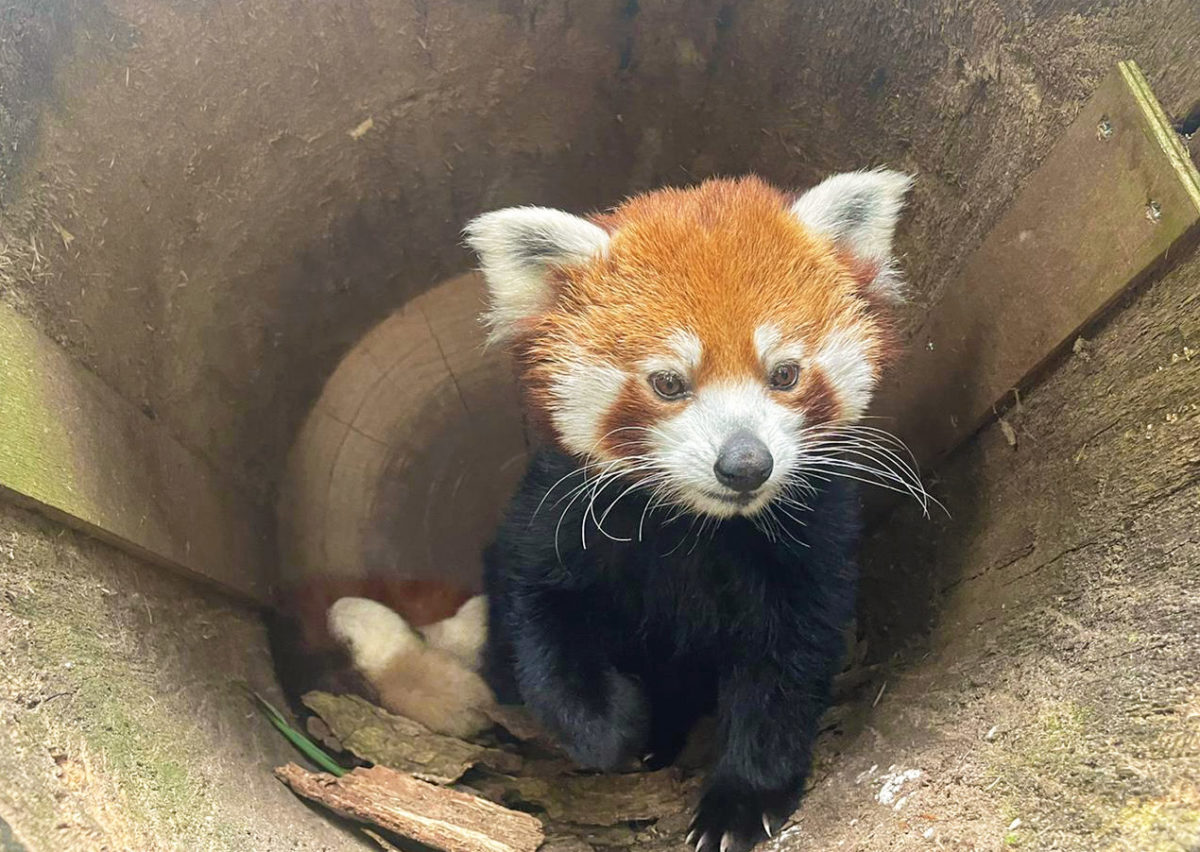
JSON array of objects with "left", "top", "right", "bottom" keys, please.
[{"left": 713, "top": 430, "right": 774, "bottom": 493}]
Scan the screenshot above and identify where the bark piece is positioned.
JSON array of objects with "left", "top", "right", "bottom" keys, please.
[
  {"left": 304, "top": 691, "right": 520, "bottom": 784},
  {"left": 483, "top": 704, "right": 561, "bottom": 751},
  {"left": 276, "top": 763, "right": 545, "bottom": 852},
  {"left": 470, "top": 767, "right": 699, "bottom": 826},
  {"left": 306, "top": 714, "right": 345, "bottom": 753}
]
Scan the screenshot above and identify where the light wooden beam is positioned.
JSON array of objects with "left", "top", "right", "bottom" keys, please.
[{"left": 0, "top": 300, "right": 271, "bottom": 603}]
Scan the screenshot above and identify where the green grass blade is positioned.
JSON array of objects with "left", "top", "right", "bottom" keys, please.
[{"left": 252, "top": 691, "right": 347, "bottom": 777}]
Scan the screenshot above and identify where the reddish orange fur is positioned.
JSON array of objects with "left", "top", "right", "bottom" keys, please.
[
  {"left": 598, "top": 379, "right": 660, "bottom": 456},
  {"left": 793, "top": 370, "right": 840, "bottom": 426},
  {"left": 515, "top": 176, "right": 894, "bottom": 447}
]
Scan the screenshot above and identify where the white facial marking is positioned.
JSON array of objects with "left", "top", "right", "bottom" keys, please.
[
  {"left": 753, "top": 324, "right": 781, "bottom": 362},
  {"left": 815, "top": 326, "right": 877, "bottom": 420},
  {"left": 641, "top": 328, "right": 703, "bottom": 378},
  {"left": 549, "top": 352, "right": 626, "bottom": 456},
  {"left": 327, "top": 597, "right": 422, "bottom": 678},
  {"left": 667, "top": 329, "right": 704, "bottom": 372},
  {"left": 754, "top": 322, "right": 806, "bottom": 369},
  {"left": 650, "top": 380, "right": 803, "bottom": 518},
  {"left": 464, "top": 206, "right": 610, "bottom": 343}
]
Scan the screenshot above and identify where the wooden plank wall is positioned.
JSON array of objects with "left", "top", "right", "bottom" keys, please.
[
  {"left": 872, "top": 61, "right": 1200, "bottom": 476},
  {"left": 0, "top": 300, "right": 271, "bottom": 603}
]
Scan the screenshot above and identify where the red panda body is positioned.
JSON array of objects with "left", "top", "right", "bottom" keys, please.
[
  {"left": 462, "top": 171, "right": 918, "bottom": 852},
  {"left": 318, "top": 171, "right": 921, "bottom": 852}
]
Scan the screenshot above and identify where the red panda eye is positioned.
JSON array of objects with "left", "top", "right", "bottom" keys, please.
[
  {"left": 769, "top": 362, "right": 801, "bottom": 391},
  {"left": 649, "top": 371, "right": 689, "bottom": 401}
]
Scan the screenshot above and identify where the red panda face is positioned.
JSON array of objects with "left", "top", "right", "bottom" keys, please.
[{"left": 467, "top": 172, "right": 911, "bottom": 519}]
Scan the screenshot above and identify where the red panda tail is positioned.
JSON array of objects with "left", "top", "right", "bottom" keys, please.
[
  {"left": 324, "top": 595, "right": 494, "bottom": 738},
  {"left": 269, "top": 576, "right": 475, "bottom": 713}
]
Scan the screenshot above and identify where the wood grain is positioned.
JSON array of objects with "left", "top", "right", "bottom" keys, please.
[
  {"left": 872, "top": 61, "right": 1200, "bottom": 471},
  {"left": 0, "top": 301, "right": 270, "bottom": 602},
  {"left": 275, "top": 763, "right": 545, "bottom": 852}
]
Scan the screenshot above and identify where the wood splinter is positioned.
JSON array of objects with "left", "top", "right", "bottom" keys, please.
[{"left": 275, "top": 763, "right": 545, "bottom": 852}]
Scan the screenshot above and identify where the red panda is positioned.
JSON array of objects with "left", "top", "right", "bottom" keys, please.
[{"left": 320, "top": 171, "right": 919, "bottom": 852}]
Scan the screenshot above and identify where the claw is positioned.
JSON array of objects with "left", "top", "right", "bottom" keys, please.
[
  {"left": 642, "top": 752, "right": 656, "bottom": 764},
  {"left": 695, "top": 832, "right": 710, "bottom": 852},
  {"left": 762, "top": 813, "right": 773, "bottom": 838},
  {"left": 686, "top": 830, "right": 698, "bottom": 846},
  {"left": 720, "top": 831, "right": 732, "bottom": 852}
]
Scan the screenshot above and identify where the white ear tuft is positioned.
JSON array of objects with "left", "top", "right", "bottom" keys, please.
[
  {"left": 790, "top": 169, "right": 913, "bottom": 301},
  {"left": 464, "top": 206, "right": 610, "bottom": 343}
]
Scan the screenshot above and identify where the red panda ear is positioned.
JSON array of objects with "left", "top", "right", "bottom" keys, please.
[
  {"left": 789, "top": 169, "right": 913, "bottom": 303},
  {"left": 464, "top": 206, "right": 610, "bottom": 344}
]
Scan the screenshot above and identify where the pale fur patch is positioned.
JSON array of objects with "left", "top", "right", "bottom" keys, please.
[
  {"left": 548, "top": 352, "right": 627, "bottom": 457},
  {"left": 667, "top": 329, "right": 704, "bottom": 372},
  {"left": 371, "top": 644, "right": 495, "bottom": 739},
  {"left": 327, "top": 596, "right": 422, "bottom": 679},
  {"left": 419, "top": 595, "right": 488, "bottom": 671},
  {"left": 754, "top": 323, "right": 806, "bottom": 368},
  {"left": 814, "top": 326, "right": 878, "bottom": 420},
  {"left": 790, "top": 168, "right": 913, "bottom": 301},
  {"left": 650, "top": 381, "right": 803, "bottom": 518},
  {"left": 464, "top": 206, "right": 609, "bottom": 344},
  {"left": 639, "top": 328, "right": 704, "bottom": 381},
  {"left": 327, "top": 597, "right": 494, "bottom": 738},
  {"left": 753, "top": 324, "right": 782, "bottom": 362}
]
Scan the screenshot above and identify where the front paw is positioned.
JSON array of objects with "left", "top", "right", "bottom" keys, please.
[
  {"left": 687, "top": 785, "right": 796, "bottom": 852},
  {"left": 561, "top": 671, "right": 649, "bottom": 771}
]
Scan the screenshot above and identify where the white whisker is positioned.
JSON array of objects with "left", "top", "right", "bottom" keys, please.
[{"left": 792, "top": 420, "right": 947, "bottom": 517}]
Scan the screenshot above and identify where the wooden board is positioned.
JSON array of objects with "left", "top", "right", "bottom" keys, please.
[
  {"left": 0, "top": 300, "right": 270, "bottom": 602},
  {"left": 872, "top": 61, "right": 1200, "bottom": 471}
]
